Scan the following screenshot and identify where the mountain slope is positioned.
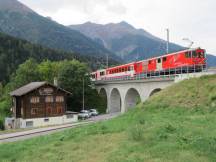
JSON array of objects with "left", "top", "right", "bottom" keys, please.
[
  {"left": 69, "top": 21, "right": 184, "bottom": 62},
  {"left": 207, "top": 54, "right": 216, "bottom": 67},
  {"left": 0, "top": 32, "right": 117, "bottom": 83},
  {"left": 0, "top": 0, "right": 117, "bottom": 60}
]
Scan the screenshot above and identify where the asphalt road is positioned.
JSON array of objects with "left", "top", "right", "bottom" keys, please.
[{"left": 0, "top": 113, "right": 120, "bottom": 144}]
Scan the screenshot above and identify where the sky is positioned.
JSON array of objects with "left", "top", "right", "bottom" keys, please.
[{"left": 19, "top": 0, "right": 216, "bottom": 55}]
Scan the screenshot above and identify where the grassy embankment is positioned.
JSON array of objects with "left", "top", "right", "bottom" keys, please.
[{"left": 0, "top": 75, "right": 216, "bottom": 162}]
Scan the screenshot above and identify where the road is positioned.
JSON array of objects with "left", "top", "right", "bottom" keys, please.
[{"left": 0, "top": 113, "right": 120, "bottom": 144}]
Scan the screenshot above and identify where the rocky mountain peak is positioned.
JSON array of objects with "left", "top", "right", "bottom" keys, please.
[{"left": 0, "top": 0, "right": 34, "bottom": 13}]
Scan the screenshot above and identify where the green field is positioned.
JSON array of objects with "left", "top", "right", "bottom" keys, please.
[{"left": 0, "top": 75, "right": 216, "bottom": 162}]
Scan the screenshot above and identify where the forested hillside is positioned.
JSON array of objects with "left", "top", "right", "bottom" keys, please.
[{"left": 0, "top": 32, "right": 117, "bottom": 83}]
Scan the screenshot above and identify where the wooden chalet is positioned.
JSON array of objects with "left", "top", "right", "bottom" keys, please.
[{"left": 6, "top": 82, "right": 78, "bottom": 129}]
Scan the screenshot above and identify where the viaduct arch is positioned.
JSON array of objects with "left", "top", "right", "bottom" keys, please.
[
  {"left": 149, "top": 88, "right": 162, "bottom": 97},
  {"left": 96, "top": 79, "right": 174, "bottom": 113},
  {"left": 110, "top": 88, "right": 121, "bottom": 113},
  {"left": 124, "top": 88, "right": 141, "bottom": 111}
]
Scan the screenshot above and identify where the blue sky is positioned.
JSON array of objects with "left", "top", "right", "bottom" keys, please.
[{"left": 19, "top": 0, "right": 216, "bottom": 55}]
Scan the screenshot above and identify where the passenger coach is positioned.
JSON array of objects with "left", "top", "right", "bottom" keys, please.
[{"left": 91, "top": 48, "right": 206, "bottom": 81}]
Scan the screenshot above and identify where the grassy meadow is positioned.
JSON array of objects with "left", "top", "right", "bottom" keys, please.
[{"left": 0, "top": 75, "right": 216, "bottom": 162}]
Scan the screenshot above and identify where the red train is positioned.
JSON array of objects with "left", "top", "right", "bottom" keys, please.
[{"left": 91, "top": 48, "right": 206, "bottom": 81}]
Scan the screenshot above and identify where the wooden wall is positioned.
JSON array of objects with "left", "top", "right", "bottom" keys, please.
[{"left": 15, "top": 84, "right": 68, "bottom": 119}]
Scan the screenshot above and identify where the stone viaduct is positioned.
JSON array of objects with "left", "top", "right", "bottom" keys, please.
[
  {"left": 95, "top": 78, "right": 174, "bottom": 113},
  {"left": 94, "top": 71, "right": 216, "bottom": 113}
]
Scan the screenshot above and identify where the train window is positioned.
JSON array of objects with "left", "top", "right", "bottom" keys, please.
[
  {"left": 157, "top": 58, "right": 161, "bottom": 63},
  {"left": 192, "top": 51, "right": 197, "bottom": 58},
  {"left": 163, "top": 57, "right": 167, "bottom": 62},
  {"left": 148, "top": 60, "right": 151, "bottom": 64},
  {"left": 186, "top": 51, "right": 193, "bottom": 58},
  {"left": 91, "top": 74, "right": 95, "bottom": 78},
  {"left": 100, "top": 71, "right": 105, "bottom": 76},
  {"left": 185, "top": 52, "right": 190, "bottom": 58},
  {"left": 197, "top": 51, "right": 204, "bottom": 58}
]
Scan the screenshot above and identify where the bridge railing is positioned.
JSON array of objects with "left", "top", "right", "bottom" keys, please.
[{"left": 95, "top": 64, "right": 207, "bottom": 82}]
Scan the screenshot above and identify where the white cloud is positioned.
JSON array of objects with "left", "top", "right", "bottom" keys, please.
[{"left": 19, "top": 0, "right": 216, "bottom": 55}]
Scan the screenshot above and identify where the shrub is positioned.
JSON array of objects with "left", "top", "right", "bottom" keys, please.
[
  {"left": 0, "top": 118, "right": 5, "bottom": 130},
  {"left": 139, "top": 118, "right": 145, "bottom": 125},
  {"left": 128, "top": 124, "right": 144, "bottom": 141},
  {"left": 211, "top": 95, "right": 216, "bottom": 101},
  {"left": 165, "top": 124, "right": 176, "bottom": 133},
  {"left": 100, "top": 124, "right": 108, "bottom": 134}
]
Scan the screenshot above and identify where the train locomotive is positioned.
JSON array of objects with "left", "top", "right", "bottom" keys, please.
[{"left": 91, "top": 48, "right": 206, "bottom": 81}]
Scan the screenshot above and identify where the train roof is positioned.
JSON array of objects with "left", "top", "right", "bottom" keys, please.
[
  {"left": 106, "top": 62, "right": 135, "bottom": 70},
  {"left": 147, "top": 47, "right": 203, "bottom": 60}
]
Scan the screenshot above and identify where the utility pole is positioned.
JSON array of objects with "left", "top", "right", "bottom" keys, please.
[
  {"left": 166, "top": 28, "right": 169, "bottom": 54},
  {"left": 106, "top": 54, "right": 109, "bottom": 69},
  {"left": 82, "top": 77, "right": 85, "bottom": 110}
]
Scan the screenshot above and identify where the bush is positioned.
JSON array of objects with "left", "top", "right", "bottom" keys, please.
[
  {"left": 128, "top": 124, "right": 145, "bottom": 141},
  {"left": 0, "top": 118, "right": 5, "bottom": 130},
  {"left": 139, "top": 118, "right": 145, "bottom": 125},
  {"left": 165, "top": 124, "right": 176, "bottom": 133}
]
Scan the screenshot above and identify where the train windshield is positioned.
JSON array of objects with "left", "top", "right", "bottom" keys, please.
[{"left": 197, "top": 51, "right": 205, "bottom": 58}]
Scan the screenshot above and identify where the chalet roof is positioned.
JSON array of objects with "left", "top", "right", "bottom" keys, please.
[{"left": 10, "top": 81, "right": 72, "bottom": 97}]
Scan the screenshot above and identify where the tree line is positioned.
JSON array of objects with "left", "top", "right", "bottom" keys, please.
[
  {"left": 0, "top": 32, "right": 118, "bottom": 84},
  {"left": 0, "top": 59, "right": 107, "bottom": 130}
]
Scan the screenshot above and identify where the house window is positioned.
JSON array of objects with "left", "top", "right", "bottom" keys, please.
[
  {"left": 30, "top": 97, "right": 40, "bottom": 103},
  {"left": 26, "top": 121, "right": 33, "bottom": 127},
  {"left": 56, "top": 96, "right": 64, "bottom": 102},
  {"left": 31, "top": 108, "right": 38, "bottom": 115},
  {"left": 67, "top": 114, "right": 74, "bottom": 119},
  {"left": 47, "top": 107, "right": 52, "bottom": 114},
  {"left": 21, "top": 107, "right": 24, "bottom": 116},
  {"left": 57, "top": 107, "right": 62, "bottom": 114},
  {"left": 45, "top": 96, "right": 54, "bottom": 103},
  {"left": 44, "top": 118, "right": 49, "bottom": 122}
]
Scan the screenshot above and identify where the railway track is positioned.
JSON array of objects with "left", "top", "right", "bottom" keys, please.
[
  {"left": 0, "top": 113, "right": 120, "bottom": 143},
  {"left": 0, "top": 121, "right": 93, "bottom": 143}
]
